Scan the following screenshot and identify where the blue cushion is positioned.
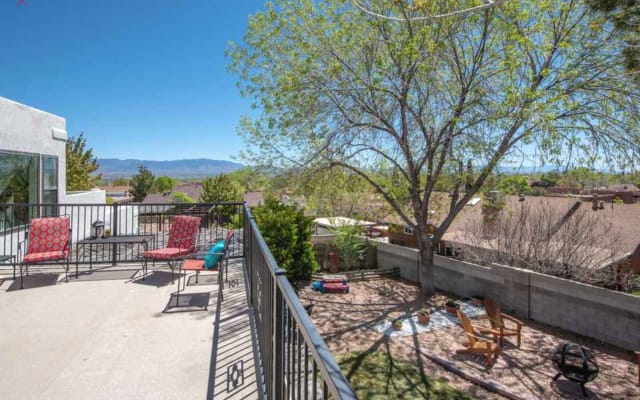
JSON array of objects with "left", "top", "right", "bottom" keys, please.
[{"left": 204, "top": 240, "right": 225, "bottom": 269}]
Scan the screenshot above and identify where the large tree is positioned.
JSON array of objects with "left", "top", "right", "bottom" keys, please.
[
  {"left": 129, "top": 165, "right": 154, "bottom": 202},
  {"left": 66, "top": 133, "right": 101, "bottom": 191},
  {"left": 229, "top": 0, "right": 640, "bottom": 294},
  {"left": 586, "top": 0, "right": 640, "bottom": 77},
  {"left": 200, "top": 174, "right": 243, "bottom": 224}
]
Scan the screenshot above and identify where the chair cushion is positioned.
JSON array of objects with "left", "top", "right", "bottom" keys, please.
[
  {"left": 166, "top": 215, "right": 201, "bottom": 250},
  {"left": 23, "top": 250, "right": 68, "bottom": 264},
  {"left": 27, "top": 217, "right": 70, "bottom": 254},
  {"left": 204, "top": 240, "right": 225, "bottom": 269},
  {"left": 143, "top": 248, "right": 192, "bottom": 260},
  {"left": 182, "top": 259, "right": 205, "bottom": 271}
]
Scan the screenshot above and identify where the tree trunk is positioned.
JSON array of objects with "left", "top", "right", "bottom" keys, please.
[{"left": 418, "top": 230, "right": 435, "bottom": 295}]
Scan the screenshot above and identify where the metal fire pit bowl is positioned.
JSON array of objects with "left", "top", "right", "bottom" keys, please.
[{"left": 551, "top": 342, "right": 599, "bottom": 397}]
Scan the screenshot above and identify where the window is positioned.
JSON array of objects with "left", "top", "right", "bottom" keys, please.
[
  {"left": 404, "top": 226, "right": 414, "bottom": 235},
  {"left": 42, "top": 156, "right": 58, "bottom": 216},
  {"left": 0, "top": 152, "right": 39, "bottom": 230}
]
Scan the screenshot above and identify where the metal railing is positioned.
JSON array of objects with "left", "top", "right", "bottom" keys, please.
[
  {"left": 244, "top": 207, "right": 357, "bottom": 400},
  {"left": 0, "top": 202, "right": 245, "bottom": 264}
]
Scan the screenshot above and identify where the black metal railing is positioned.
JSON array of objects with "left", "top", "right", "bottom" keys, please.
[
  {"left": 244, "top": 207, "right": 356, "bottom": 400},
  {"left": 0, "top": 202, "right": 245, "bottom": 265},
  {"left": 1, "top": 201, "right": 356, "bottom": 398}
]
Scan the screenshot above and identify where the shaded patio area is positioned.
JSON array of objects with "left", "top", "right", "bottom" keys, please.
[
  {"left": 300, "top": 276, "right": 640, "bottom": 400},
  {"left": 0, "top": 259, "right": 261, "bottom": 400}
]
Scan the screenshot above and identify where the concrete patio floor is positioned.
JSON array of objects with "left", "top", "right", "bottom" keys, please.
[{"left": 0, "top": 260, "right": 261, "bottom": 400}]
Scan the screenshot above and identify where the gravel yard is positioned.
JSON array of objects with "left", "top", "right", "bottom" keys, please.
[{"left": 300, "top": 276, "right": 639, "bottom": 400}]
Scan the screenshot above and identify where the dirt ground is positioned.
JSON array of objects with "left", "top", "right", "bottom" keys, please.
[{"left": 299, "top": 276, "right": 639, "bottom": 400}]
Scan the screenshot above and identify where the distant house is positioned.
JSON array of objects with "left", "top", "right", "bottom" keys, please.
[
  {"left": 383, "top": 193, "right": 481, "bottom": 249},
  {"left": 589, "top": 184, "right": 640, "bottom": 204},
  {"left": 143, "top": 183, "right": 203, "bottom": 204},
  {"left": 244, "top": 191, "right": 264, "bottom": 208},
  {"left": 100, "top": 185, "right": 132, "bottom": 203},
  {"left": 441, "top": 195, "right": 640, "bottom": 273}
]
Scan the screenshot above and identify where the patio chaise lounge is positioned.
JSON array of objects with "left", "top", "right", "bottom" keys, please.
[
  {"left": 142, "top": 215, "right": 201, "bottom": 282},
  {"left": 18, "top": 216, "right": 71, "bottom": 289},
  {"left": 456, "top": 309, "right": 500, "bottom": 367},
  {"left": 482, "top": 297, "right": 523, "bottom": 347}
]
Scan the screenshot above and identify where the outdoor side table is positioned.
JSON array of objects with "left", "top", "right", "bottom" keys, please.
[
  {"left": 0, "top": 255, "right": 16, "bottom": 280},
  {"left": 75, "top": 235, "right": 155, "bottom": 277}
]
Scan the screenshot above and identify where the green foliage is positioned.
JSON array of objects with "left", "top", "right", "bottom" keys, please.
[
  {"left": 153, "top": 176, "right": 176, "bottom": 193},
  {"left": 557, "top": 167, "right": 609, "bottom": 189},
  {"left": 200, "top": 174, "right": 243, "bottom": 224},
  {"left": 226, "top": 167, "right": 270, "bottom": 193},
  {"left": 332, "top": 222, "right": 368, "bottom": 271},
  {"left": 497, "top": 175, "right": 531, "bottom": 195},
  {"left": 229, "top": 0, "right": 640, "bottom": 294},
  {"left": 66, "top": 133, "right": 101, "bottom": 191},
  {"left": 252, "top": 198, "right": 318, "bottom": 281},
  {"left": 129, "top": 165, "right": 154, "bottom": 202},
  {"left": 111, "top": 178, "right": 130, "bottom": 186},
  {"left": 540, "top": 171, "right": 560, "bottom": 187},
  {"left": 200, "top": 174, "right": 242, "bottom": 203},
  {"left": 105, "top": 197, "right": 115, "bottom": 205},
  {"left": 171, "top": 191, "right": 195, "bottom": 204},
  {"left": 612, "top": 196, "right": 623, "bottom": 205},
  {"left": 481, "top": 197, "right": 505, "bottom": 228},
  {"left": 339, "top": 351, "right": 474, "bottom": 400},
  {"left": 586, "top": 0, "right": 640, "bottom": 80},
  {"left": 294, "top": 166, "right": 375, "bottom": 219}
]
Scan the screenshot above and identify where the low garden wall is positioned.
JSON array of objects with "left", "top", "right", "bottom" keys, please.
[{"left": 376, "top": 241, "right": 640, "bottom": 351}]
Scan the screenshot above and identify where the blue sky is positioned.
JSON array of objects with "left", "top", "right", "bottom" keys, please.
[{"left": 0, "top": 0, "right": 265, "bottom": 161}]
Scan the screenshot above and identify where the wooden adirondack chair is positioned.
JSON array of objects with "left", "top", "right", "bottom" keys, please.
[
  {"left": 456, "top": 309, "right": 499, "bottom": 367},
  {"left": 482, "top": 298, "right": 523, "bottom": 347}
]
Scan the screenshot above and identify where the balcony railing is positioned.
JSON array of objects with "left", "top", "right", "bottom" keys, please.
[
  {"left": 0, "top": 202, "right": 357, "bottom": 399},
  {"left": 244, "top": 206, "right": 356, "bottom": 400}
]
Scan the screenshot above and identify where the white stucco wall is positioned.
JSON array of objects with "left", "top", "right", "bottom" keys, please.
[{"left": 0, "top": 96, "right": 67, "bottom": 202}]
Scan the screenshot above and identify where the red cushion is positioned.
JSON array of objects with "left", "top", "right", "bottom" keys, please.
[
  {"left": 166, "top": 216, "right": 201, "bottom": 250},
  {"left": 143, "top": 248, "right": 192, "bottom": 260},
  {"left": 23, "top": 250, "right": 68, "bottom": 264},
  {"left": 323, "top": 283, "right": 348, "bottom": 289},
  {"left": 322, "top": 278, "right": 347, "bottom": 284},
  {"left": 182, "top": 259, "right": 206, "bottom": 271},
  {"left": 27, "top": 217, "right": 70, "bottom": 254}
]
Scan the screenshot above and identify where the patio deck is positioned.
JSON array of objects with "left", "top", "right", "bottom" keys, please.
[{"left": 0, "top": 259, "right": 261, "bottom": 400}]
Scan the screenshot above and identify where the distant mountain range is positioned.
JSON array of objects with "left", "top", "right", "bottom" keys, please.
[{"left": 97, "top": 158, "right": 244, "bottom": 179}]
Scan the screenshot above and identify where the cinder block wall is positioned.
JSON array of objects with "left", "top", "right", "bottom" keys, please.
[{"left": 376, "top": 241, "right": 640, "bottom": 350}]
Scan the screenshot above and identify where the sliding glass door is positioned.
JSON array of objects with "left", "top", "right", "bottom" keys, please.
[{"left": 0, "top": 151, "right": 39, "bottom": 230}]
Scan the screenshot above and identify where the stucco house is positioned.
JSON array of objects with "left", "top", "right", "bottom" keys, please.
[{"left": 0, "top": 96, "right": 109, "bottom": 256}]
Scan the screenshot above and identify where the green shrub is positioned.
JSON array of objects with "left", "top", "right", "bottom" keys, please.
[
  {"left": 252, "top": 198, "right": 318, "bottom": 282},
  {"left": 171, "top": 191, "right": 195, "bottom": 204},
  {"left": 333, "top": 222, "right": 368, "bottom": 271}
]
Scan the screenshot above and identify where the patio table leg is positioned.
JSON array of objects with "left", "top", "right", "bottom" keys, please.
[{"left": 75, "top": 243, "right": 79, "bottom": 278}]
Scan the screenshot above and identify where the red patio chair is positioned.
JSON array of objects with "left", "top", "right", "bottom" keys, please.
[
  {"left": 142, "top": 215, "right": 201, "bottom": 282},
  {"left": 19, "top": 216, "right": 72, "bottom": 289}
]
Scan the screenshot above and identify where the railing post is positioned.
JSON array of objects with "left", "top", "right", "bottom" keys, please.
[
  {"left": 273, "top": 269, "right": 287, "bottom": 400},
  {"left": 111, "top": 203, "right": 119, "bottom": 266}
]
